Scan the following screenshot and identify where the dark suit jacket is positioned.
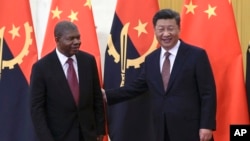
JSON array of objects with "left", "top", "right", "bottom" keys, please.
[
  {"left": 30, "top": 50, "right": 105, "bottom": 141},
  {"left": 106, "top": 41, "right": 216, "bottom": 141}
]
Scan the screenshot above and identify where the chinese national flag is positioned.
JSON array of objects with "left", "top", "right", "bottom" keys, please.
[
  {"left": 0, "top": 0, "right": 37, "bottom": 140},
  {"left": 41, "top": 0, "right": 102, "bottom": 82},
  {"left": 181, "top": 0, "right": 249, "bottom": 140},
  {"left": 104, "top": 0, "right": 159, "bottom": 140}
]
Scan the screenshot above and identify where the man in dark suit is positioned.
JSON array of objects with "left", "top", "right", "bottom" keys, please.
[
  {"left": 103, "top": 9, "right": 216, "bottom": 141},
  {"left": 30, "top": 21, "right": 106, "bottom": 141}
]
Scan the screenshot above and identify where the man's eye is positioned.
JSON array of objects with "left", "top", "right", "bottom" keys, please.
[
  {"left": 157, "top": 29, "right": 164, "bottom": 32},
  {"left": 66, "top": 37, "right": 73, "bottom": 41}
]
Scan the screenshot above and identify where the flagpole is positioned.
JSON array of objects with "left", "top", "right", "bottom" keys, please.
[
  {"left": 0, "top": 27, "right": 5, "bottom": 79},
  {"left": 247, "top": 41, "right": 250, "bottom": 115}
]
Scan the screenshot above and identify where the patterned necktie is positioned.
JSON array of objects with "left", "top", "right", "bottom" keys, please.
[
  {"left": 162, "top": 52, "right": 171, "bottom": 91},
  {"left": 67, "top": 58, "right": 79, "bottom": 105}
]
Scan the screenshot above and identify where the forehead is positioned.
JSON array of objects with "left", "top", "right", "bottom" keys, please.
[
  {"left": 61, "top": 29, "right": 80, "bottom": 37},
  {"left": 155, "top": 19, "right": 178, "bottom": 26}
]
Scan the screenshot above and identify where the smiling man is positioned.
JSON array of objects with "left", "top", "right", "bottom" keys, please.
[
  {"left": 30, "top": 21, "right": 106, "bottom": 141},
  {"left": 103, "top": 9, "right": 216, "bottom": 141}
]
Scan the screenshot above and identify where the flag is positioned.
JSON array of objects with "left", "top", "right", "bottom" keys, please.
[
  {"left": 180, "top": 0, "right": 249, "bottom": 140},
  {"left": 246, "top": 44, "right": 250, "bottom": 115},
  {"left": 104, "top": 0, "right": 159, "bottom": 140},
  {"left": 41, "top": 0, "right": 102, "bottom": 82},
  {"left": 0, "top": 0, "right": 38, "bottom": 140}
]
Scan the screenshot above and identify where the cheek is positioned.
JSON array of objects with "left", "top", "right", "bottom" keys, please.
[
  {"left": 155, "top": 33, "right": 162, "bottom": 39},
  {"left": 61, "top": 41, "right": 72, "bottom": 47},
  {"left": 58, "top": 40, "right": 66, "bottom": 46},
  {"left": 173, "top": 30, "right": 180, "bottom": 36}
]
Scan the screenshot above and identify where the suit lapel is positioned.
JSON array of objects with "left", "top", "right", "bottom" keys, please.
[
  {"left": 50, "top": 51, "right": 69, "bottom": 87},
  {"left": 166, "top": 42, "right": 189, "bottom": 93},
  {"left": 148, "top": 49, "right": 166, "bottom": 94},
  {"left": 50, "top": 51, "right": 77, "bottom": 107},
  {"left": 75, "top": 53, "right": 88, "bottom": 105}
]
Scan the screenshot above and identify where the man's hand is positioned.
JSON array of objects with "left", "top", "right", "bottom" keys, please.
[
  {"left": 97, "top": 135, "right": 104, "bottom": 141},
  {"left": 199, "top": 128, "right": 213, "bottom": 141},
  {"left": 101, "top": 88, "right": 107, "bottom": 102}
]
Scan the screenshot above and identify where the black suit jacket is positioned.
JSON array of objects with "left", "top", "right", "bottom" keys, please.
[
  {"left": 106, "top": 41, "right": 216, "bottom": 141},
  {"left": 30, "top": 50, "right": 105, "bottom": 141}
]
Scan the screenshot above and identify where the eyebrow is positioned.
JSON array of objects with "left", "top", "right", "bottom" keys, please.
[{"left": 156, "top": 25, "right": 175, "bottom": 28}]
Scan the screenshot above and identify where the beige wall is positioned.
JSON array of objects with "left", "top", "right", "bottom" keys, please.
[{"left": 158, "top": 0, "right": 250, "bottom": 76}]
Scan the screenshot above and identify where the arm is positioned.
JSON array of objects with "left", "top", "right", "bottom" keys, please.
[
  {"left": 91, "top": 58, "right": 106, "bottom": 136},
  {"left": 105, "top": 66, "right": 148, "bottom": 105},
  {"left": 30, "top": 63, "right": 54, "bottom": 141},
  {"left": 196, "top": 50, "right": 216, "bottom": 140}
]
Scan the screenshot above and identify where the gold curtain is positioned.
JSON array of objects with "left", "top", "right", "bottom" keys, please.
[{"left": 158, "top": 0, "right": 250, "bottom": 76}]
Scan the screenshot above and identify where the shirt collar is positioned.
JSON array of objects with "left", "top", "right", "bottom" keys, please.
[
  {"left": 160, "top": 40, "right": 180, "bottom": 58},
  {"left": 56, "top": 48, "right": 77, "bottom": 66}
]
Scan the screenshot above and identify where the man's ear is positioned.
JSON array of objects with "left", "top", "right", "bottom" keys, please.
[{"left": 55, "top": 37, "right": 59, "bottom": 42}]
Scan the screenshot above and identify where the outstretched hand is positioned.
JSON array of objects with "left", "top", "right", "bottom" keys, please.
[
  {"left": 97, "top": 135, "right": 103, "bottom": 141},
  {"left": 101, "top": 88, "right": 107, "bottom": 102}
]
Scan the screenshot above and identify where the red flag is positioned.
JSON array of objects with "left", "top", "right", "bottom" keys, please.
[
  {"left": 104, "top": 0, "right": 159, "bottom": 140},
  {"left": 180, "top": 0, "right": 249, "bottom": 140},
  {"left": 41, "top": 0, "right": 102, "bottom": 82},
  {"left": 0, "top": 0, "right": 38, "bottom": 83},
  {"left": 0, "top": 0, "right": 37, "bottom": 140}
]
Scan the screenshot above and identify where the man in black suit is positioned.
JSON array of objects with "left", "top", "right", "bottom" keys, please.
[
  {"left": 103, "top": 9, "right": 216, "bottom": 141},
  {"left": 30, "top": 21, "right": 106, "bottom": 141}
]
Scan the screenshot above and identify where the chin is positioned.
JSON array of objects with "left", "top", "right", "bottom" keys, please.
[{"left": 73, "top": 49, "right": 79, "bottom": 53}]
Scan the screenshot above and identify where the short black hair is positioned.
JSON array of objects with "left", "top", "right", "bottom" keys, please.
[
  {"left": 152, "top": 9, "right": 180, "bottom": 27},
  {"left": 54, "top": 20, "right": 78, "bottom": 38}
]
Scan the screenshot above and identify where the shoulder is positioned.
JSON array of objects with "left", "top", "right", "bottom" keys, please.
[
  {"left": 146, "top": 47, "right": 161, "bottom": 59},
  {"left": 77, "top": 50, "right": 95, "bottom": 58},
  {"left": 180, "top": 40, "right": 206, "bottom": 52},
  {"left": 34, "top": 51, "right": 56, "bottom": 66},
  {"left": 180, "top": 40, "right": 210, "bottom": 62},
  {"left": 76, "top": 50, "right": 96, "bottom": 63}
]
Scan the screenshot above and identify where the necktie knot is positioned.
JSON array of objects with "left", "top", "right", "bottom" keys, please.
[
  {"left": 165, "top": 52, "right": 171, "bottom": 59},
  {"left": 67, "top": 58, "right": 73, "bottom": 65}
]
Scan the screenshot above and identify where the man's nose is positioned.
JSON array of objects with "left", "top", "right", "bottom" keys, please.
[
  {"left": 73, "top": 38, "right": 81, "bottom": 44},
  {"left": 162, "top": 30, "right": 171, "bottom": 36}
]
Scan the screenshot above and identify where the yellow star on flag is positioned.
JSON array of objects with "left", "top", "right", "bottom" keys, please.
[
  {"left": 84, "top": 0, "right": 92, "bottom": 9},
  {"left": 204, "top": 4, "right": 217, "bottom": 19},
  {"left": 184, "top": 1, "right": 197, "bottom": 14},
  {"left": 8, "top": 24, "right": 20, "bottom": 40},
  {"left": 134, "top": 20, "right": 148, "bottom": 37},
  {"left": 51, "top": 6, "right": 62, "bottom": 19},
  {"left": 68, "top": 10, "right": 78, "bottom": 22}
]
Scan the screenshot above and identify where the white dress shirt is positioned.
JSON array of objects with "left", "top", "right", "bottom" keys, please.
[
  {"left": 56, "top": 48, "right": 79, "bottom": 82},
  {"left": 160, "top": 40, "right": 180, "bottom": 73}
]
